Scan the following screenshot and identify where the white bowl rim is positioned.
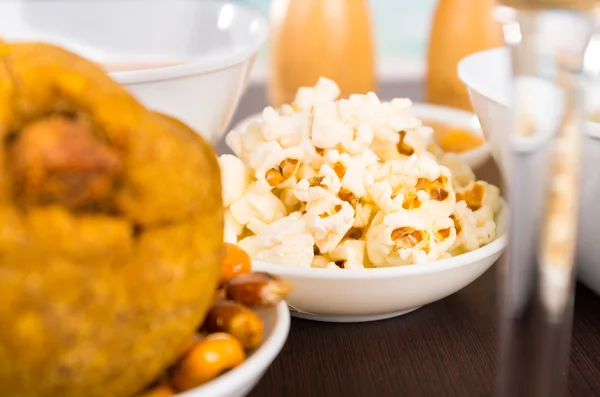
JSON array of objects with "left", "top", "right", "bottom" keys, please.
[
  {"left": 177, "top": 300, "right": 290, "bottom": 396},
  {"left": 458, "top": 47, "right": 600, "bottom": 141},
  {"left": 457, "top": 46, "right": 510, "bottom": 108},
  {"left": 253, "top": 200, "right": 507, "bottom": 280},
  {"left": 104, "top": 0, "right": 269, "bottom": 84}
]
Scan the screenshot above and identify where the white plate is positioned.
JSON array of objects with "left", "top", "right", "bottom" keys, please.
[
  {"left": 231, "top": 102, "right": 491, "bottom": 170},
  {"left": 178, "top": 301, "right": 290, "bottom": 397},
  {"left": 252, "top": 205, "right": 507, "bottom": 323}
]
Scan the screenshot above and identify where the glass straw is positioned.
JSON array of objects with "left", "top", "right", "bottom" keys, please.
[{"left": 495, "top": 3, "right": 596, "bottom": 397}]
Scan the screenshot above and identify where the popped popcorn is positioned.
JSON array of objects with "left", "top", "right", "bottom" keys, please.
[
  {"left": 258, "top": 106, "right": 309, "bottom": 149},
  {"left": 455, "top": 181, "right": 501, "bottom": 247},
  {"left": 248, "top": 141, "right": 304, "bottom": 192},
  {"left": 311, "top": 255, "right": 335, "bottom": 269},
  {"left": 220, "top": 77, "right": 502, "bottom": 268},
  {"left": 303, "top": 195, "right": 355, "bottom": 254},
  {"left": 311, "top": 102, "right": 353, "bottom": 149},
  {"left": 450, "top": 201, "right": 480, "bottom": 254},
  {"left": 371, "top": 126, "right": 434, "bottom": 162},
  {"left": 294, "top": 164, "right": 342, "bottom": 202},
  {"left": 218, "top": 154, "right": 250, "bottom": 207},
  {"left": 294, "top": 77, "right": 341, "bottom": 111},
  {"left": 229, "top": 183, "right": 287, "bottom": 235},
  {"left": 329, "top": 239, "right": 367, "bottom": 269},
  {"left": 224, "top": 210, "right": 243, "bottom": 244},
  {"left": 226, "top": 120, "right": 266, "bottom": 163},
  {"left": 370, "top": 155, "right": 456, "bottom": 222},
  {"left": 245, "top": 212, "right": 315, "bottom": 268},
  {"left": 353, "top": 202, "right": 376, "bottom": 228},
  {"left": 366, "top": 211, "right": 438, "bottom": 266},
  {"left": 322, "top": 149, "right": 377, "bottom": 199},
  {"left": 439, "top": 153, "right": 476, "bottom": 189}
]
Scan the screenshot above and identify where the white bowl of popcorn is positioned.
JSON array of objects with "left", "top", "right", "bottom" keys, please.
[{"left": 219, "top": 78, "right": 507, "bottom": 322}]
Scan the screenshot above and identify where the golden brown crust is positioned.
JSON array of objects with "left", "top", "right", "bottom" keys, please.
[
  {"left": 8, "top": 115, "right": 123, "bottom": 210},
  {"left": 0, "top": 41, "right": 224, "bottom": 397}
]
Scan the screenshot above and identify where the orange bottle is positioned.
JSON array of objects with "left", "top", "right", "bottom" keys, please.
[
  {"left": 426, "top": 0, "right": 503, "bottom": 110},
  {"left": 267, "top": 0, "right": 375, "bottom": 108}
]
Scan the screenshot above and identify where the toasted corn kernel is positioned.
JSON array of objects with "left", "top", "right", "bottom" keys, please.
[
  {"left": 226, "top": 272, "right": 293, "bottom": 307},
  {"left": 219, "top": 243, "right": 252, "bottom": 286},
  {"left": 203, "top": 300, "right": 264, "bottom": 350},
  {"left": 169, "top": 333, "right": 245, "bottom": 392}
]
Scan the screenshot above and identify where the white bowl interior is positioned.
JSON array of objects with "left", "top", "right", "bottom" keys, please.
[
  {"left": 179, "top": 301, "right": 290, "bottom": 397},
  {"left": 0, "top": 0, "right": 268, "bottom": 72}
]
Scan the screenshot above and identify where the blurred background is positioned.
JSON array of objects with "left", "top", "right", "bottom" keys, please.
[{"left": 235, "top": 0, "right": 437, "bottom": 83}]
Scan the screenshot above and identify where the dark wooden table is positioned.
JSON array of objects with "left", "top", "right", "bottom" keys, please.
[{"left": 218, "top": 82, "right": 600, "bottom": 397}]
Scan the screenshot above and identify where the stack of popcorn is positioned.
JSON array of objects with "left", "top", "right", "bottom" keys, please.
[{"left": 219, "top": 78, "right": 501, "bottom": 269}]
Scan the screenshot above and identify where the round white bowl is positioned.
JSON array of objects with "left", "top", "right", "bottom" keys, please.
[
  {"left": 0, "top": 0, "right": 268, "bottom": 145},
  {"left": 252, "top": 207, "right": 507, "bottom": 323},
  {"left": 179, "top": 301, "right": 290, "bottom": 397},
  {"left": 458, "top": 47, "right": 600, "bottom": 296},
  {"left": 232, "top": 102, "right": 491, "bottom": 170}
]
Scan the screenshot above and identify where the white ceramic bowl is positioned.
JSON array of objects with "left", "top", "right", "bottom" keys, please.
[
  {"left": 0, "top": 0, "right": 268, "bottom": 145},
  {"left": 179, "top": 301, "right": 290, "bottom": 397},
  {"left": 232, "top": 102, "right": 491, "bottom": 170},
  {"left": 458, "top": 47, "right": 600, "bottom": 296},
  {"left": 252, "top": 207, "right": 507, "bottom": 323}
]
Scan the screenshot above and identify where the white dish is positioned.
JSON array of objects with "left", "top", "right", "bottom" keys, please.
[
  {"left": 231, "top": 102, "right": 491, "bottom": 170},
  {"left": 178, "top": 301, "right": 290, "bottom": 397},
  {"left": 252, "top": 205, "right": 507, "bottom": 323},
  {"left": 0, "top": 0, "right": 268, "bottom": 145},
  {"left": 458, "top": 47, "right": 600, "bottom": 296}
]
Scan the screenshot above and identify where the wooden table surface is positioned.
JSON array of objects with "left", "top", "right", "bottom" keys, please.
[{"left": 219, "top": 82, "right": 600, "bottom": 397}]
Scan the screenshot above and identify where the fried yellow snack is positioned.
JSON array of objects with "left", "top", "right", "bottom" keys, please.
[{"left": 0, "top": 41, "right": 224, "bottom": 397}]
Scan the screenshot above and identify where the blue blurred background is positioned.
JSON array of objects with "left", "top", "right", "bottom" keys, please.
[{"left": 234, "top": 0, "right": 438, "bottom": 81}]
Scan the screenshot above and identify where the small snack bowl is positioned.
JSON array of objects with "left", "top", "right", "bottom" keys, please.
[
  {"left": 177, "top": 301, "right": 289, "bottom": 397},
  {"left": 223, "top": 78, "right": 506, "bottom": 323},
  {"left": 139, "top": 243, "right": 292, "bottom": 397}
]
